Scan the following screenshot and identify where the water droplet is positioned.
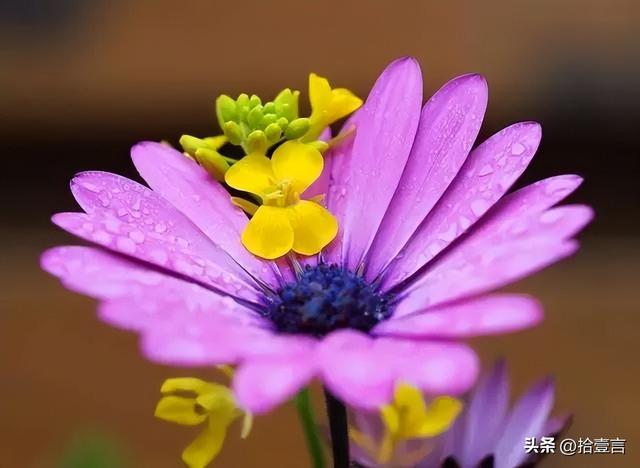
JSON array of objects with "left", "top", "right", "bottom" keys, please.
[
  {"left": 459, "top": 216, "right": 471, "bottom": 230},
  {"left": 98, "top": 192, "right": 110, "bottom": 207},
  {"left": 116, "top": 236, "right": 136, "bottom": 254},
  {"left": 511, "top": 142, "right": 525, "bottom": 155},
  {"left": 470, "top": 199, "right": 489, "bottom": 217},
  {"left": 93, "top": 230, "right": 112, "bottom": 244},
  {"left": 478, "top": 164, "right": 494, "bottom": 176},
  {"left": 129, "top": 230, "right": 146, "bottom": 243}
]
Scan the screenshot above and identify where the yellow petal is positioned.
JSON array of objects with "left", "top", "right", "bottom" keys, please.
[
  {"left": 155, "top": 396, "right": 207, "bottom": 426},
  {"left": 161, "top": 378, "right": 220, "bottom": 396},
  {"left": 285, "top": 200, "right": 338, "bottom": 256},
  {"left": 393, "top": 383, "right": 430, "bottom": 437},
  {"left": 330, "top": 87, "right": 363, "bottom": 118},
  {"left": 242, "top": 205, "right": 294, "bottom": 259},
  {"left": 224, "top": 153, "right": 274, "bottom": 197},
  {"left": 271, "top": 141, "right": 324, "bottom": 194},
  {"left": 202, "top": 135, "right": 227, "bottom": 151},
  {"left": 240, "top": 412, "right": 253, "bottom": 439},
  {"left": 231, "top": 197, "right": 259, "bottom": 215},
  {"left": 308, "top": 73, "right": 333, "bottom": 115},
  {"left": 182, "top": 417, "right": 232, "bottom": 468},
  {"left": 307, "top": 73, "right": 363, "bottom": 140},
  {"left": 196, "top": 389, "right": 235, "bottom": 413},
  {"left": 417, "top": 396, "right": 462, "bottom": 437},
  {"left": 380, "top": 405, "right": 400, "bottom": 435}
]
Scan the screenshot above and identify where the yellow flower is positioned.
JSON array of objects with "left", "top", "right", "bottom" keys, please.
[
  {"left": 225, "top": 141, "right": 338, "bottom": 259},
  {"left": 350, "top": 383, "right": 462, "bottom": 466},
  {"left": 306, "top": 73, "right": 363, "bottom": 141},
  {"left": 155, "top": 377, "right": 252, "bottom": 468}
]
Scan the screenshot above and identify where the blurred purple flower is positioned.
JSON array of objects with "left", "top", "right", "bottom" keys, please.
[
  {"left": 41, "top": 57, "right": 591, "bottom": 414},
  {"left": 351, "top": 361, "right": 570, "bottom": 468}
]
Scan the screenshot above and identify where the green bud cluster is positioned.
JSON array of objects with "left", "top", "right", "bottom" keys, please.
[{"left": 216, "top": 90, "right": 311, "bottom": 153}]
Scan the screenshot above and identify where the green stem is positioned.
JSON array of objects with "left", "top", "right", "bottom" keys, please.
[{"left": 295, "top": 388, "right": 326, "bottom": 468}]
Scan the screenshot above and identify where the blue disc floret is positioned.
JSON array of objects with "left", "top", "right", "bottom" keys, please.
[{"left": 265, "top": 264, "right": 394, "bottom": 337}]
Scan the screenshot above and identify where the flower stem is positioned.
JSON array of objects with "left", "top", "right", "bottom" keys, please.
[
  {"left": 324, "top": 388, "right": 350, "bottom": 468},
  {"left": 295, "top": 388, "right": 326, "bottom": 468}
]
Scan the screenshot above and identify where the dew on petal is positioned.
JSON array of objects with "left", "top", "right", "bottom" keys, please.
[
  {"left": 470, "top": 199, "right": 490, "bottom": 217},
  {"left": 511, "top": 142, "right": 525, "bottom": 155},
  {"left": 129, "top": 230, "right": 146, "bottom": 243},
  {"left": 116, "top": 236, "right": 137, "bottom": 254}
]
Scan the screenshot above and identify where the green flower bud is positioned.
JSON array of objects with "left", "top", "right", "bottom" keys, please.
[
  {"left": 276, "top": 117, "right": 289, "bottom": 130},
  {"left": 285, "top": 117, "right": 311, "bottom": 139},
  {"left": 262, "top": 113, "right": 277, "bottom": 126},
  {"left": 223, "top": 121, "right": 244, "bottom": 146},
  {"left": 247, "top": 106, "right": 264, "bottom": 129},
  {"left": 248, "top": 94, "right": 262, "bottom": 109},
  {"left": 263, "top": 102, "right": 276, "bottom": 115},
  {"left": 274, "top": 89, "right": 299, "bottom": 121},
  {"left": 246, "top": 130, "right": 268, "bottom": 154},
  {"left": 179, "top": 134, "right": 206, "bottom": 156},
  {"left": 215, "top": 95, "right": 237, "bottom": 128},
  {"left": 264, "top": 123, "right": 282, "bottom": 144}
]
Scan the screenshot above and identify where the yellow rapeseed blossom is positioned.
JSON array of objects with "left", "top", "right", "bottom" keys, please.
[
  {"left": 155, "top": 377, "right": 252, "bottom": 468},
  {"left": 225, "top": 141, "right": 338, "bottom": 259},
  {"left": 350, "top": 383, "right": 462, "bottom": 466}
]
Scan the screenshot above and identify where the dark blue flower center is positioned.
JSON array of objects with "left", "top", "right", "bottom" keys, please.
[{"left": 264, "top": 264, "right": 393, "bottom": 337}]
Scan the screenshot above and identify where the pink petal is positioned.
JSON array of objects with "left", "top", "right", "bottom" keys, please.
[
  {"left": 41, "top": 245, "right": 259, "bottom": 325},
  {"left": 55, "top": 171, "right": 261, "bottom": 301},
  {"left": 376, "top": 338, "right": 479, "bottom": 396},
  {"left": 41, "top": 246, "right": 268, "bottom": 367},
  {"left": 141, "top": 317, "right": 272, "bottom": 366},
  {"left": 365, "top": 74, "right": 488, "bottom": 281},
  {"left": 373, "top": 294, "right": 543, "bottom": 338},
  {"left": 317, "top": 330, "right": 396, "bottom": 408},
  {"left": 322, "top": 114, "right": 359, "bottom": 265},
  {"left": 398, "top": 201, "right": 592, "bottom": 309},
  {"left": 317, "top": 331, "right": 479, "bottom": 409},
  {"left": 476, "top": 174, "right": 584, "bottom": 231},
  {"left": 324, "top": 58, "right": 422, "bottom": 270},
  {"left": 400, "top": 240, "right": 579, "bottom": 312},
  {"left": 233, "top": 356, "right": 317, "bottom": 414},
  {"left": 131, "top": 142, "right": 279, "bottom": 288},
  {"left": 382, "top": 122, "right": 542, "bottom": 290}
]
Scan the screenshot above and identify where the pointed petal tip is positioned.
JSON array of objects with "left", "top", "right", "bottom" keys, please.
[
  {"left": 384, "top": 56, "right": 422, "bottom": 79},
  {"left": 523, "top": 121, "right": 543, "bottom": 136},
  {"left": 131, "top": 140, "right": 166, "bottom": 160},
  {"left": 450, "top": 72, "right": 488, "bottom": 89},
  {"left": 528, "top": 376, "right": 556, "bottom": 399}
]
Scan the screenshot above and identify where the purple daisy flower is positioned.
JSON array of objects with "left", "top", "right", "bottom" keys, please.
[{"left": 41, "top": 57, "right": 591, "bottom": 416}]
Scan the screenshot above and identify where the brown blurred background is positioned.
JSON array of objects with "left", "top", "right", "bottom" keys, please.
[{"left": 1, "top": 0, "right": 639, "bottom": 467}]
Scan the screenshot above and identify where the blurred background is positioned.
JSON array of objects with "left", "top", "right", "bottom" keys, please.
[{"left": 1, "top": 0, "right": 639, "bottom": 466}]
